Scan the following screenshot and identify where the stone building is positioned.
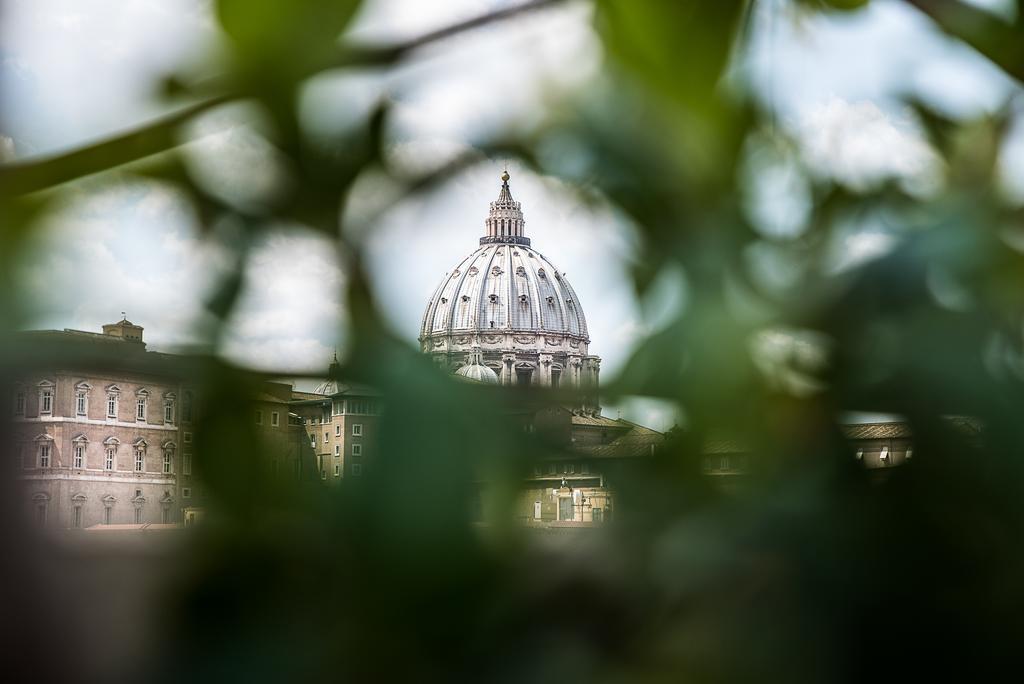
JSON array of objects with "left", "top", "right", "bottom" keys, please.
[
  {"left": 8, "top": 319, "right": 320, "bottom": 530},
  {"left": 420, "top": 171, "right": 601, "bottom": 411},
  {"left": 9, "top": 320, "right": 192, "bottom": 529},
  {"left": 421, "top": 172, "right": 664, "bottom": 525},
  {"left": 289, "top": 363, "right": 381, "bottom": 483}
]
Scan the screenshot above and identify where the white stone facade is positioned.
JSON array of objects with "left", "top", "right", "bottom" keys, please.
[{"left": 419, "top": 173, "right": 601, "bottom": 403}]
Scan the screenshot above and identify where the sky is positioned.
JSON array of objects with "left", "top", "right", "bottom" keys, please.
[{"left": 1, "top": 0, "right": 1021, "bottom": 430}]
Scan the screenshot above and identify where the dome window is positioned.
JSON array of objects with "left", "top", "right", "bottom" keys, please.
[
  {"left": 537, "top": 268, "right": 546, "bottom": 278},
  {"left": 516, "top": 266, "right": 526, "bottom": 277},
  {"left": 451, "top": 270, "right": 460, "bottom": 278},
  {"left": 546, "top": 296, "right": 555, "bottom": 305},
  {"left": 491, "top": 266, "right": 503, "bottom": 276},
  {"left": 519, "top": 295, "right": 529, "bottom": 304},
  {"left": 440, "top": 297, "right": 447, "bottom": 304},
  {"left": 461, "top": 295, "right": 471, "bottom": 302},
  {"left": 468, "top": 267, "right": 479, "bottom": 276},
  {"left": 488, "top": 294, "right": 499, "bottom": 303}
]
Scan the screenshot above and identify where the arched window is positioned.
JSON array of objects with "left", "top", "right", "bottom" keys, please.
[
  {"left": 133, "top": 439, "right": 147, "bottom": 472},
  {"left": 37, "top": 380, "right": 54, "bottom": 416},
  {"left": 72, "top": 435, "right": 88, "bottom": 469},
  {"left": 135, "top": 388, "right": 149, "bottom": 422},
  {"left": 32, "top": 493, "right": 49, "bottom": 527}
]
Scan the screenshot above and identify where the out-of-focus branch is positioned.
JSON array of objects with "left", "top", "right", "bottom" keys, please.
[
  {"left": 902, "top": 0, "right": 1024, "bottom": 84},
  {"left": 0, "top": 0, "right": 565, "bottom": 198}
]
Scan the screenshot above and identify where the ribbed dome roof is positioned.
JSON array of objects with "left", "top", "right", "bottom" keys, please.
[
  {"left": 454, "top": 362, "right": 499, "bottom": 384},
  {"left": 420, "top": 173, "right": 589, "bottom": 342}
]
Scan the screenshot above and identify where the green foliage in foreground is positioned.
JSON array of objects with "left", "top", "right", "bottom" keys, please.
[{"left": 4, "top": 0, "right": 1024, "bottom": 681}]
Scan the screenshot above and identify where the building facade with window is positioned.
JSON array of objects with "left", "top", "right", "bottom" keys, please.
[
  {"left": 9, "top": 319, "right": 188, "bottom": 530},
  {"left": 289, "top": 367, "right": 380, "bottom": 484}
]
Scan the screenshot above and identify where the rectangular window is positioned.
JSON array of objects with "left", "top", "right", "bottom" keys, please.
[
  {"left": 592, "top": 508, "right": 603, "bottom": 523},
  {"left": 41, "top": 390, "right": 52, "bottom": 415},
  {"left": 182, "top": 487, "right": 192, "bottom": 499},
  {"left": 164, "top": 401, "right": 174, "bottom": 424},
  {"left": 184, "top": 431, "right": 192, "bottom": 444},
  {"left": 352, "top": 424, "right": 363, "bottom": 437},
  {"left": 334, "top": 445, "right": 340, "bottom": 457},
  {"left": 104, "top": 507, "right": 113, "bottom": 524},
  {"left": 321, "top": 469, "right": 326, "bottom": 480},
  {"left": 581, "top": 462, "right": 590, "bottom": 475},
  {"left": 547, "top": 463, "right": 556, "bottom": 475},
  {"left": 335, "top": 424, "right": 341, "bottom": 437},
  {"left": 352, "top": 463, "right": 363, "bottom": 476},
  {"left": 14, "top": 391, "right": 25, "bottom": 415},
  {"left": 135, "top": 450, "right": 144, "bottom": 472},
  {"left": 135, "top": 508, "right": 143, "bottom": 524},
  {"left": 35, "top": 502, "right": 47, "bottom": 526},
  {"left": 271, "top": 412, "right": 280, "bottom": 427},
  {"left": 183, "top": 453, "right": 192, "bottom": 475},
  {"left": 534, "top": 501, "right": 542, "bottom": 519},
  {"left": 334, "top": 464, "right": 340, "bottom": 477},
  {"left": 76, "top": 393, "right": 87, "bottom": 416},
  {"left": 136, "top": 398, "right": 146, "bottom": 421},
  {"left": 73, "top": 505, "right": 83, "bottom": 529},
  {"left": 351, "top": 444, "right": 362, "bottom": 457},
  {"left": 73, "top": 445, "right": 84, "bottom": 469},
  {"left": 310, "top": 434, "right": 316, "bottom": 448},
  {"left": 161, "top": 508, "right": 170, "bottom": 524},
  {"left": 105, "top": 448, "right": 115, "bottom": 471},
  {"left": 324, "top": 431, "right": 329, "bottom": 443},
  {"left": 107, "top": 395, "right": 117, "bottom": 418},
  {"left": 255, "top": 410, "right": 263, "bottom": 425},
  {"left": 163, "top": 452, "right": 172, "bottom": 474},
  {"left": 38, "top": 444, "right": 50, "bottom": 468}
]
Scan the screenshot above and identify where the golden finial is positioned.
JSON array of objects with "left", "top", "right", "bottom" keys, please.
[{"left": 501, "top": 170, "right": 510, "bottom": 183}]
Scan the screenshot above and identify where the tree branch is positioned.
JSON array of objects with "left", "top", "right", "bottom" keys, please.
[{"left": 0, "top": 0, "right": 565, "bottom": 198}]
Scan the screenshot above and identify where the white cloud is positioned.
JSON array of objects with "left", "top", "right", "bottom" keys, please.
[{"left": 797, "top": 96, "right": 941, "bottom": 194}]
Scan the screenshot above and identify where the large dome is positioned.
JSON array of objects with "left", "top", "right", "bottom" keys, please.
[{"left": 420, "top": 172, "right": 601, "bottom": 398}]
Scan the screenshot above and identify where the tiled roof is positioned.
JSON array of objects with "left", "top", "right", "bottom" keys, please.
[
  {"left": 842, "top": 423, "right": 912, "bottom": 439},
  {"left": 573, "top": 421, "right": 665, "bottom": 459},
  {"left": 571, "top": 414, "right": 627, "bottom": 428}
]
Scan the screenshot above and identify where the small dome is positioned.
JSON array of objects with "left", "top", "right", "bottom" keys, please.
[
  {"left": 453, "top": 347, "right": 499, "bottom": 384},
  {"left": 454, "top": 363, "right": 499, "bottom": 385}
]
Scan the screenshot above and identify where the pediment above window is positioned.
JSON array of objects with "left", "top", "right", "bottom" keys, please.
[
  {"left": 37, "top": 380, "right": 55, "bottom": 388},
  {"left": 71, "top": 493, "right": 88, "bottom": 502},
  {"left": 72, "top": 434, "right": 89, "bottom": 444},
  {"left": 103, "top": 436, "right": 121, "bottom": 446},
  {"left": 135, "top": 388, "right": 150, "bottom": 397},
  {"left": 75, "top": 381, "right": 92, "bottom": 391},
  {"left": 106, "top": 384, "right": 121, "bottom": 394},
  {"left": 34, "top": 434, "right": 54, "bottom": 442}
]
